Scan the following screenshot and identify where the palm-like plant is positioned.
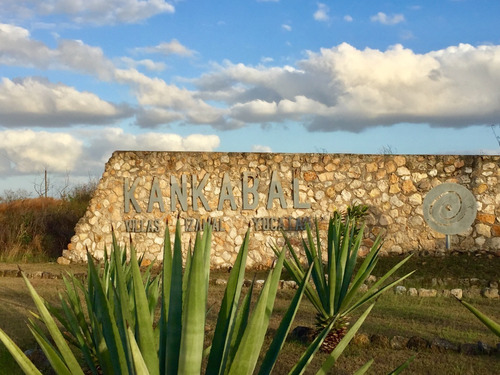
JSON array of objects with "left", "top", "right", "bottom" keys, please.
[{"left": 276, "top": 205, "right": 415, "bottom": 352}]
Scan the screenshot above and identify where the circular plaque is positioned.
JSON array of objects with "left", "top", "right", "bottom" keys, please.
[{"left": 423, "top": 183, "right": 477, "bottom": 235}]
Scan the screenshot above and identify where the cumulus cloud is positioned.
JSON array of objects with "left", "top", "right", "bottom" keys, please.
[
  {"left": 121, "top": 57, "right": 166, "bottom": 72},
  {"left": 0, "top": 24, "right": 228, "bottom": 129},
  {"left": 0, "top": 23, "right": 116, "bottom": 79},
  {"left": 0, "top": 129, "right": 83, "bottom": 173},
  {"left": 252, "top": 145, "right": 272, "bottom": 152},
  {"left": 0, "top": 127, "right": 220, "bottom": 177},
  {"left": 3, "top": 23, "right": 500, "bottom": 137},
  {"left": 1, "top": 0, "right": 174, "bottom": 25},
  {"left": 135, "top": 107, "right": 184, "bottom": 127},
  {"left": 314, "top": 3, "right": 330, "bottom": 22},
  {"left": 344, "top": 15, "right": 353, "bottom": 22},
  {"left": 115, "top": 68, "right": 227, "bottom": 127},
  {"left": 134, "top": 40, "right": 196, "bottom": 57},
  {"left": 194, "top": 43, "right": 500, "bottom": 132},
  {"left": 0, "top": 24, "right": 55, "bottom": 68},
  {"left": 78, "top": 128, "right": 220, "bottom": 173},
  {"left": 0, "top": 77, "right": 131, "bottom": 127},
  {"left": 370, "top": 12, "right": 405, "bottom": 25}
]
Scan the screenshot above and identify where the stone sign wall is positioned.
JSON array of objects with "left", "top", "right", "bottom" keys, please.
[{"left": 59, "top": 152, "right": 500, "bottom": 268}]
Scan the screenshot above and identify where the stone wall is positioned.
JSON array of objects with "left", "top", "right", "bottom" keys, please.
[{"left": 60, "top": 152, "right": 500, "bottom": 268}]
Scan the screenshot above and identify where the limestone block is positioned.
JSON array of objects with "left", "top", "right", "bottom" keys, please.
[
  {"left": 418, "top": 288, "right": 437, "bottom": 297},
  {"left": 475, "top": 223, "right": 491, "bottom": 237}
]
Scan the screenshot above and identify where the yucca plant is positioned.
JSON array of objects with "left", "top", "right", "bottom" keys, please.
[
  {"left": 0, "top": 220, "right": 380, "bottom": 374},
  {"left": 276, "top": 205, "right": 415, "bottom": 352}
]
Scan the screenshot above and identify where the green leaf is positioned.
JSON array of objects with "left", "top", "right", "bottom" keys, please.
[
  {"left": 178, "top": 227, "right": 211, "bottom": 375},
  {"left": 130, "top": 242, "right": 160, "bottom": 375},
  {"left": 457, "top": 298, "right": 500, "bottom": 338},
  {"left": 0, "top": 328, "right": 43, "bottom": 375},
  {"left": 316, "top": 304, "right": 375, "bottom": 375},
  {"left": 206, "top": 229, "right": 250, "bottom": 375},
  {"left": 28, "top": 323, "right": 73, "bottom": 375},
  {"left": 225, "top": 279, "right": 254, "bottom": 373},
  {"left": 127, "top": 326, "right": 151, "bottom": 375},
  {"left": 159, "top": 220, "right": 174, "bottom": 375},
  {"left": 287, "top": 315, "right": 338, "bottom": 375},
  {"left": 258, "top": 263, "right": 313, "bottom": 375},
  {"left": 164, "top": 219, "right": 184, "bottom": 375},
  {"left": 227, "top": 276, "right": 273, "bottom": 375},
  {"left": 352, "top": 359, "right": 374, "bottom": 375},
  {"left": 387, "top": 355, "right": 415, "bottom": 375},
  {"left": 21, "top": 273, "right": 85, "bottom": 375},
  {"left": 86, "top": 252, "right": 129, "bottom": 374}
]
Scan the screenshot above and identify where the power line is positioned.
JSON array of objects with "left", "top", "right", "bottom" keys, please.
[
  {"left": 0, "top": 150, "right": 14, "bottom": 164},
  {"left": 491, "top": 124, "right": 500, "bottom": 148}
]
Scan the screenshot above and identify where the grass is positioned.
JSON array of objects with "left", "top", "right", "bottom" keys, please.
[{"left": 0, "top": 258, "right": 499, "bottom": 375}]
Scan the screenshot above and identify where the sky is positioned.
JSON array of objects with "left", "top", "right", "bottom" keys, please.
[{"left": 1, "top": 0, "right": 500, "bottom": 197}]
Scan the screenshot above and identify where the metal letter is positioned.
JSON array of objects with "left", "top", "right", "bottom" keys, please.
[
  {"left": 218, "top": 173, "right": 237, "bottom": 210},
  {"left": 267, "top": 170, "right": 287, "bottom": 209},
  {"left": 293, "top": 178, "right": 311, "bottom": 209},
  {"left": 192, "top": 174, "right": 211, "bottom": 211},
  {"left": 147, "top": 177, "right": 165, "bottom": 213},
  {"left": 263, "top": 217, "right": 270, "bottom": 231},
  {"left": 252, "top": 217, "right": 262, "bottom": 231},
  {"left": 170, "top": 175, "right": 188, "bottom": 212},
  {"left": 124, "top": 178, "right": 141, "bottom": 213},
  {"left": 242, "top": 172, "right": 259, "bottom": 210}
]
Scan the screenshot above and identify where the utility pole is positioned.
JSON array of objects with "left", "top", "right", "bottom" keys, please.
[{"left": 44, "top": 169, "right": 48, "bottom": 198}]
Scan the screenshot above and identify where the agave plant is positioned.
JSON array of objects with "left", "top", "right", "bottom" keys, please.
[
  {"left": 0, "top": 220, "right": 382, "bottom": 375},
  {"left": 276, "top": 205, "right": 414, "bottom": 352}
]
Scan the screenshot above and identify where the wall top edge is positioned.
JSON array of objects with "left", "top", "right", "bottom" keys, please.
[{"left": 110, "top": 150, "right": 499, "bottom": 158}]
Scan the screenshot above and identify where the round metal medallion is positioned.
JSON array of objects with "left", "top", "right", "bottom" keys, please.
[{"left": 423, "top": 183, "right": 477, "bottom": 235}]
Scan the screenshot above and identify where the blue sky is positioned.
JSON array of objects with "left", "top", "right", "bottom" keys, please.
[{"left": 1, "top": 0, "right": 500, "bottom": 196}]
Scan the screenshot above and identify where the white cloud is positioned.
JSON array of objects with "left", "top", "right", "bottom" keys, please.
[
  {"left": 0, "top": 77, "right": 130, "bottom": 127},
  {"left": 1, "top": 0, "right": 174, "bottom": 25},
  {"left": 344, "top": 15, "right": 353, "bottom": 22},
  {"left": 134, "top": 40, "right": 196, "bottom": 57},
  {"left": 0, "top": 23, "right": 55, "bottom": 68},
  {"left": 0, "top": 24, "right": 218, "bottom": 128},
  {"left": 252, "top": 144, "right": 272, "bottom": 152},
  {"left": 0, "top": 127, "right": 220, "bottom": 177},
  {"left": 3, "top": 23, "right": 500, "bottom": 137},
  {"left": 314, "top": 3, "right": 330, "bottom": 22},
  {"left": 135, "top": 107, "right": 183, "bottom": 127},
  {"left": 0, "top": 23, "right": 115, "bottom": 79},
  {"left": 121, "top": 57, "right": 166, "bottom": 72},
  {"left": 78, "top": 128, "right": 220, "bottom": 174},
  {"left": 0, "top": 129, "right": 83, "bottom": 173},
  {"left": 282, "top": 24, "right": 292, "bottom": 32},
  {"left": 195, "top": 43, "right": 500, "bottom": 131},
  {"left": 115, "top": 68, "right": 227, "bottom": 126},
  {"left": 370, "top": 12, "right": 405, "bottom": 25}
]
